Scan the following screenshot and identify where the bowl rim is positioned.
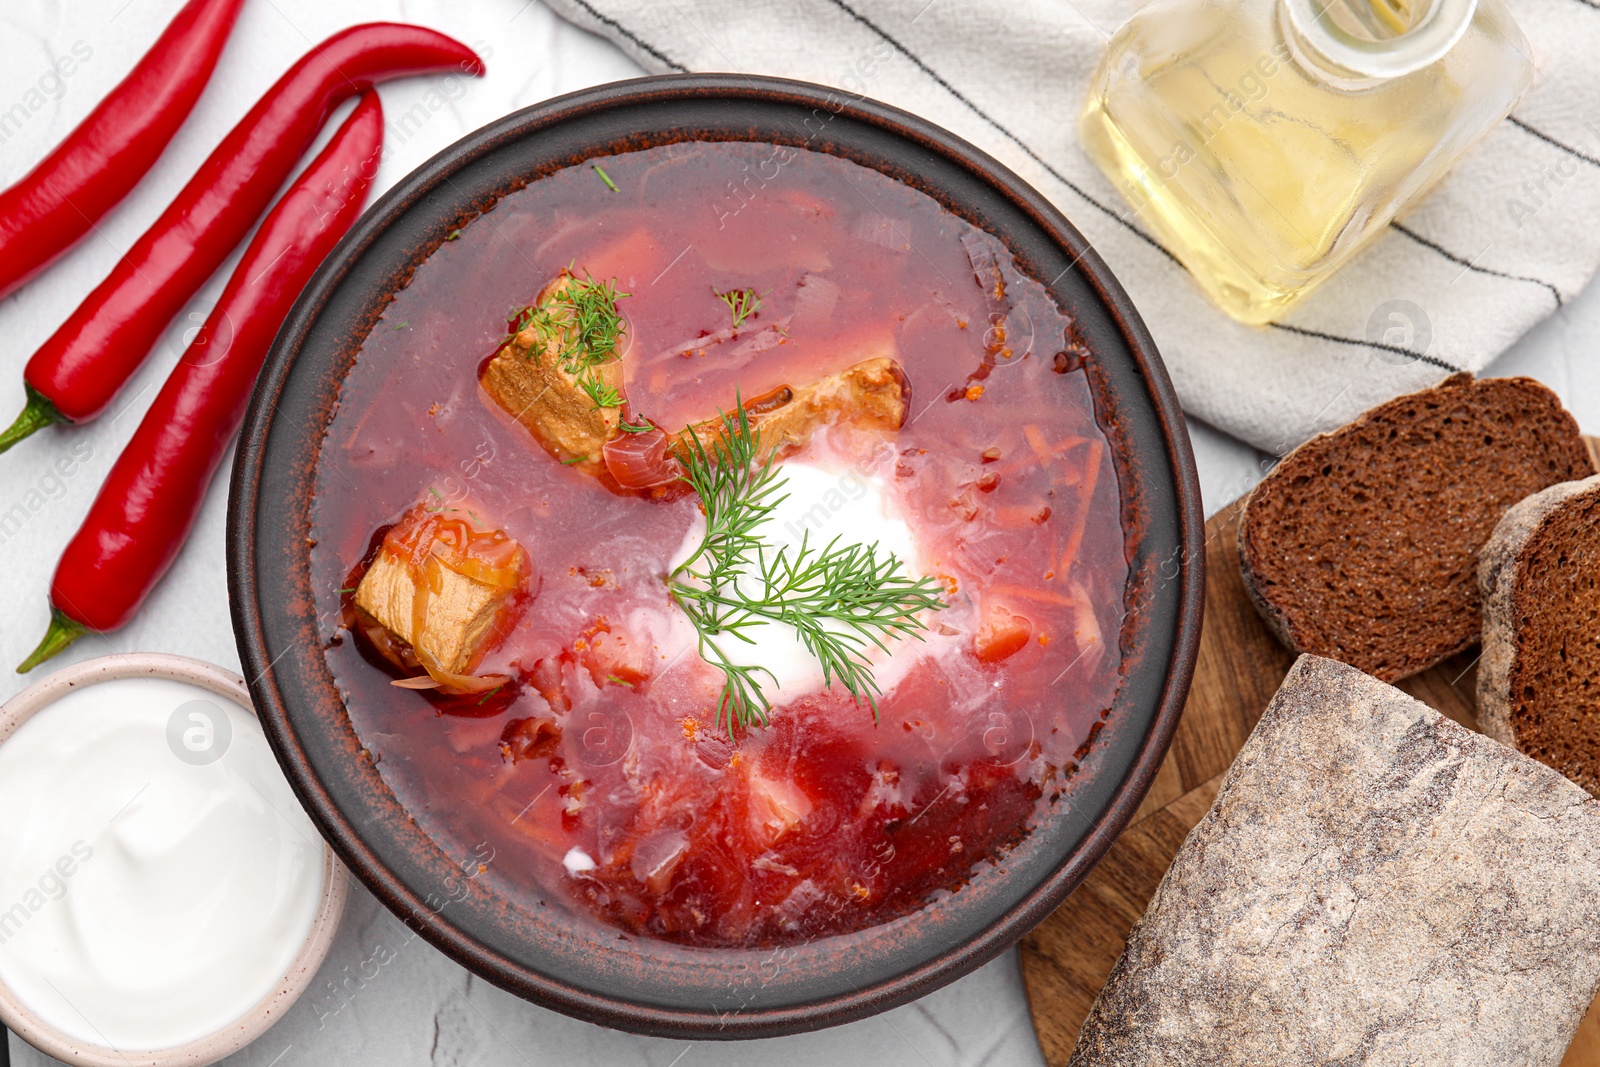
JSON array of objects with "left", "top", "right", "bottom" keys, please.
[
  {"left": 0, "top": 652, "right": 347, "bottom": 1067},
  {"left": 228, "top": 72, "right": 1204, "bottom": 1037}
]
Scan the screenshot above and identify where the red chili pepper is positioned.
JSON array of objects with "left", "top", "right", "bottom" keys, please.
[
  {"left": 0, "top": 0, "right": 246, "bottom": 301},
  {"left": 19, "top": 93, "right": 386, "bottom": 672},
  {"left": 0, "top": 23, "right": 483, "bottom": 454}
]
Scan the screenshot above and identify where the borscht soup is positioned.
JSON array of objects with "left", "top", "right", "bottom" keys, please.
[{"left": 311, "top": 141, "right": 1128, "bottom": 948}]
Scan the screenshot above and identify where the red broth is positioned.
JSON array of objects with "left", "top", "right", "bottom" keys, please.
[{"left": 311, "top": 142, "right": 1128, "bottom": 947}]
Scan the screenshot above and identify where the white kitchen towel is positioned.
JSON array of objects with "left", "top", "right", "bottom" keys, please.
[{"left": 543, "top": 0, "right": 1600, "bottom": 454}]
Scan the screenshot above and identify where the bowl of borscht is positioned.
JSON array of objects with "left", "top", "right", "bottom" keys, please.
[{"left": 227, "top": 74, "right": 1203, "bottom": 1037}]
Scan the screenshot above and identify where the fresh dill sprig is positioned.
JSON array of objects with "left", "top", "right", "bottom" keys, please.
[
  {"left": 618, "top": 416, "right": 654, "bottom": 434},
  {"left": 593, "top": 164, "right": 618, "bottom": 192},
  {"left": 510, "top": 273, "right": 630, "bottom": 409},
  {"left": 678, "top": 609, "right": 779, "bottom": 732},
  {"left": 579, "top": 374, "right": 624, "bottom": 411},
  {"left": 672, "top": 405, "right": 788, "bottom": 592},
  {"left": 557, "top": 275, "right": 629, "bottom": 374},
  {"left": 511, "top": 305, "right": 562, "bottom": 358},
  {"left": 668, "top": 408, "right": 946, "bottom": 736},
  {"left": 715, "top": 287, "right": 762, "bottom": 330}
]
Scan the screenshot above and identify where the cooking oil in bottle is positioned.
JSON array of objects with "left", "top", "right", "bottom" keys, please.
[{"left": 1080, "top": 0, "right": 1534, "bottom": 324}]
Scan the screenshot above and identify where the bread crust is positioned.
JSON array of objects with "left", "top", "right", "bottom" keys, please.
[
  {"left": 1235, "top": 485, "right": 1303, "bottom": 656},
  {"left": 1478, "top": 474, "right": 1600, "bottom": 765}
]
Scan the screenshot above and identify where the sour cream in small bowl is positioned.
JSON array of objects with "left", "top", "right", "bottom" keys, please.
[{"left": 0, "top": 653, "right": 344, "bottom": 1066}]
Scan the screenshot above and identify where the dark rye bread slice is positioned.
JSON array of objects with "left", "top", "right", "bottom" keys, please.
[
  {"left": 1238, "top": 373, "right": 1593, "bottom": 681},
  {"left": 1069, "top": 655, "right": 1600, "bottom": 1067},
  {"left": 1479, "top": 474, "right": 1600, "bottom": 794}
]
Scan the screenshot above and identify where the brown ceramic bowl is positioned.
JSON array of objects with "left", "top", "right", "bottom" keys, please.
[{"left": 226, "top": 74, "right": 1203, "bottom": 1039}]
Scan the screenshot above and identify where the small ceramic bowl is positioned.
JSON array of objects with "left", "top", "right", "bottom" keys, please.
[{"left": 0, "top": 653, "right": 346, "bottom": 1067}]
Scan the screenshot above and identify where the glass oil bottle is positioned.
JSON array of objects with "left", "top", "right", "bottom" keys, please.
[{"left": 1080, "top": 0, "right": 1535, "bottom": 324}]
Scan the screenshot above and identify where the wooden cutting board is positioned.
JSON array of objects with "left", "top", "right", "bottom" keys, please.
[{"left": 1021, "top": 436, "right": 1600, "bottom": 1066}]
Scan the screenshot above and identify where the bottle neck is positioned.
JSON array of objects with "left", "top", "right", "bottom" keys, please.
[{"left": 1278, "top": 0, "right": 1478, "bottom": 85}]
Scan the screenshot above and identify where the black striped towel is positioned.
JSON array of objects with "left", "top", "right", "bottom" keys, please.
[{"left": 544, "top": 0, "right": 1600, "bottom": 452}]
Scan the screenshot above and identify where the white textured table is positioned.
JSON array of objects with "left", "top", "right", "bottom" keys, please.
[{"left": 0, "top": 2, "right": 1594, "bottom": 1064}]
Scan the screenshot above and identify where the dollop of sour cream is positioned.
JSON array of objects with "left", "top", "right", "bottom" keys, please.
[
  {"left": 0, "top": 676, "right": 324, "bottom": 1051},
  {"left": 673, "top": 458, "right": 945, "bottom": 707}
]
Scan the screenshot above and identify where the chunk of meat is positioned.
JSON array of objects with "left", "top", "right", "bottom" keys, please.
[
  {"left": 671, "top": 356, "right": 910, "bottom": 463},
  {"left": 353, "top": 502, "right": 529, "bottom": 692},
  {"left": 480, "top": 270, "right": 626, "bottom": 475}
]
